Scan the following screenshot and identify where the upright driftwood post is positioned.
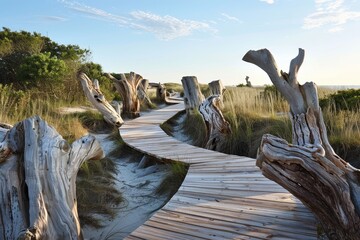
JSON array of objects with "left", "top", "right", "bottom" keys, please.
[
  {"left": 78, "top": 73, "right": 124, "bottom": 127},
  {"left": 181, "top": 76, "right": 205, "bottom": 114},
  {"left": 0, "top": 116, "right": 104, "bottom": 239},
  {"left": 208, "top": 80, "right": 225, "bottom": 105},
  {"left": 199, "top": 95, "right": 231, "bottom": 151},
  {"left": 137, "top": 79, "right": 153, "bottom": 107},
  {"left": 107, "top": 72, "right": 144, "bottom": 118},
  {"left": 243, "top": 48, "right": 360, "bottom": 239},
  {"left": 156, "top": 83, "right": 167, "bottom": 102}
]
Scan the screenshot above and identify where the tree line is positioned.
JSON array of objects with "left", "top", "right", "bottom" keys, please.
[{"left": 0, "top": 27, "right": 112, "bottom": 101}]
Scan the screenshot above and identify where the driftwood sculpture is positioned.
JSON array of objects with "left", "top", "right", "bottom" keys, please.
[
  {"left": 209, "top": 80, "right": 225, "bottom": 99},
  {"left": 137, "top": 79, "right": 153, "bottom": 107},
  {"left": 243, "top": 48, "right": 360, "bottom": 239},
  {"left": 208, "top": 80, "right": 226, "bottom": 107},
  {"left": 156, "top": 83, "right": 167, "bottom": 102},
  {"left": 78, "top": 73, "right": 123, "bottom": 127},
  {"left": 107, "top": 72, "right": 144, "bottom": 118},
  {"left": 0, "top": 116, "right": 104, "bottom": 239},
  {"left": 199, "top": 95, "right": 231, "bottom": 151},
  {"left": 181, "top": 76, "right": 205, "bottom": 114}
]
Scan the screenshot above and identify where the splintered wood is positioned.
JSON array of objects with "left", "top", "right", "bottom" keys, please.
[{"left": 0, "top": 116, "right": 104, "bottom": 239}]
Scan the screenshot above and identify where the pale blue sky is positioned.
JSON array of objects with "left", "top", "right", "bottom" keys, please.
[{"left": 1, "top": 0, "right": 360, "bottom": 86}]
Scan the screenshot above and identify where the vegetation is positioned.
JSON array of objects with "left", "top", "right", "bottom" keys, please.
[
  {"left": 320, "top": 88, "right": 360, "bottom": 111},
  {"left": 163, "top": 82, "right": 183, "bottom": 94},
  {"left": 155, "top": 161, "right": 188, "bottom": 198},
  {"left": 164, "top": 86, "right": 360, "bottom": 167},
  {"left": 161, "top": 110, "right": 207, "bottom": 147},
  {"left": 77, "top": 157, "right": 122, "bottom": 228},
  {"left": 221, "top": 86, "right": 360, "bottom": 167}
]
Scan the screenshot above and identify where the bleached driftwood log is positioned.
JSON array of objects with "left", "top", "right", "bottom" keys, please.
[
  {"left": 137, "top": 79, "right": 153, "bottom": 107},
  {"left": 107, "top": 72, "right": 144, "bottom": 118},
  {"left": 208, "top": 80, "right": 225, "bottom": 105},
  {"left": 0, "top": 116, "right": 104, "bottom": 239},
  {"left": 243, "top": 48, "right": 360, "bottom": 239},
  {"left": 199, "top": 95, "right": 231, "bottom": 151},
  {"left": 181, "top": 76, "right": 205, "bottom": 114},
  {"left": 78, "top": 73, "right": 123, "bottom": 127},
  {"left": 111, "top": 100, "right": 123, "bottom": 116}
]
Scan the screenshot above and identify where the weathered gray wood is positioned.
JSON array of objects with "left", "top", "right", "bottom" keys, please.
[
  {"left": 111, "top": 100, "right": 123, "bottom": 116},
  {"left": 78, "top": 72, "right": 124, "bottom": 127},
  {"left": 120, "top": 102, "right": 317, "bottom": 240},
  {"left": 243, "top": 48, "right": 360, "bottom": 240},
  {"left": 209, "top": 80, "right": 225, "bottom": 97},
  {"left": 199, "top": 95, "right": 231, "bottom": 151},
  {"left": 181, "top": 76, "right": 205, "bottom": 114},
  {"left": 107, "top": 72, "right": 144, "bottom": 118},
  {"left": 0, "top": 123, "right": 12, "bottom": 129},
  {"left": 0, "top": 116, "right": 104, "bottom": 239},
  {"left": 137, "top": 79, "right": 153, "bottom": 107},
  {"left": 208, "top": 80, "right": 226, "bottom": 107}
]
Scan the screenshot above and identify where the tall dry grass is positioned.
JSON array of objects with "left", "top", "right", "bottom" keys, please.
[
  {"left": 221, "top": 86, "right": 360, "bottom": 166},
  {"left": 0, "top": 84, "right": 87, "bottom": 142}
]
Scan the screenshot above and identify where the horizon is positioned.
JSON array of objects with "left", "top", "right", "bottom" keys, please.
[{"left": 1, "top": 0, "right": 360, "bottom": 86}]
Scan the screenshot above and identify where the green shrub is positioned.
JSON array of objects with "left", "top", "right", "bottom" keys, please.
[{"left": 320, "top": 89, "right": 360, "bottom": 111}]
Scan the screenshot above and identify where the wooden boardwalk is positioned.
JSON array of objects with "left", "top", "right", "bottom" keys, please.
[{"left": 120, "top": 103, "right": 317, "bottom": 240}]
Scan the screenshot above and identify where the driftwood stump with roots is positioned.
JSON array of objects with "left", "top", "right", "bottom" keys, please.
[
  {"left": 0, "top": 116, "right": 104, "bottom": 239},
  {"left": 243, "top": 48, "right": 360, "bottom": 239},
  {"left": 181, "top": 76, "right": 230, "bottom": 151},
  {"left": 208, "top": 80, "right": 225, "bottom": 104},
  {"left": 78, "top": 72, "right": 123, "bottom": 127},
  {"left": 107, "top": 72, "right": 145, "bottom": 118},
  {"left": 181, "top": 76, "right": 205, "bottom": 114},
  {"left": 199, "top": 95, "right": 231, "bottom": 151}
]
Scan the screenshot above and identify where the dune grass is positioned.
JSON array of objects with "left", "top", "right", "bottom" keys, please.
[
  {"left": 155, "top": 161, "right": 188, "bottom": 199},
  {"left": 0, "top": 84, "right": 88, "bottom": 141},
  {"left": 220, "top": 86, "right": 360, "bottom": 166},
  {"left": 165, "top": 85, "right": 360, "bottom": 167},
  {"left": 0, "top": 85, "right": 125, "bottom": 228},
  {"left": 77, "top": 157, "right": 123, "bottom": 228}
]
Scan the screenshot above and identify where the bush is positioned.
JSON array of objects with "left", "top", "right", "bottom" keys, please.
[
  {"left": 18, "top": 52, "right": 68, "bottom": 90},
  {"left": 320, "top": 89, "right": 360, "bottom": 111}
]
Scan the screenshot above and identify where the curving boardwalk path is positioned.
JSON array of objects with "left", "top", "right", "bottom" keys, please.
[{"left": 120, "top": 102, "right": 317, "bottom": 240}]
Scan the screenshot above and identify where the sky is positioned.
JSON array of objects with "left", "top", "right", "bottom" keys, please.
[{"left": 1, "top": 0, "right": 360, "bottom": 86}]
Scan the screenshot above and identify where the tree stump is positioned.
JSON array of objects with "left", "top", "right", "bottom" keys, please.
[
  {"left": 156, "top": 83, "right": 167, "bottom": 103},
  {"left": 107, "top": 72, "right": 144, "bottom": 118},
  {"left": 243, "top": 48, "right": 360, "bottom": 240},
  {"left": 78, "top": 73, "right": 124, "bottom": 127},
  {"left": 0, "top": 116, "right": 104, "bottom": 239},
  {"left": 181, "top": 76, "right": 205, "bottom": 114},
  {"left": 137, "top": 79, "right": 153, "bottom": 107},
  {"left": 199, "top": 95, "right": 231, "bottom": 151},
  {"left": 208, "top": 80, "right": 225, "bottom": 105}
]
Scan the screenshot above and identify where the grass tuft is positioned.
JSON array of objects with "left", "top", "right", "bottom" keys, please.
[{"left": 155, "top": 161, "right": 188, "bottom": 198}]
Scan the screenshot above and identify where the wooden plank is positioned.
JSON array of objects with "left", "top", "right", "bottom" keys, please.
[{"left": 120, "top": 102, "right": 317, "bottom": 239}]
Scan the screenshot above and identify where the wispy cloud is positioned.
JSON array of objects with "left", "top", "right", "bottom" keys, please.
[
  {"left": 42, "top": 16, "right": 68, "bottom": 22},
  {"left": 60, "top": 0, "right": 215, "bottom": 40},
  {"left": 221, "top": 13, "right": 241, "bottom": 23},
  {"left": 60, "top": 0, "right": 128, "bottom": 24},
  {"left": 130, "top": 11, "right": 214, "bottom": 40},
  {"left": 260, "top": 0, "right": 275, "bottom": 4},
  {"left": 303, "top": 0, "right": 360, "bottom": 31}
]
